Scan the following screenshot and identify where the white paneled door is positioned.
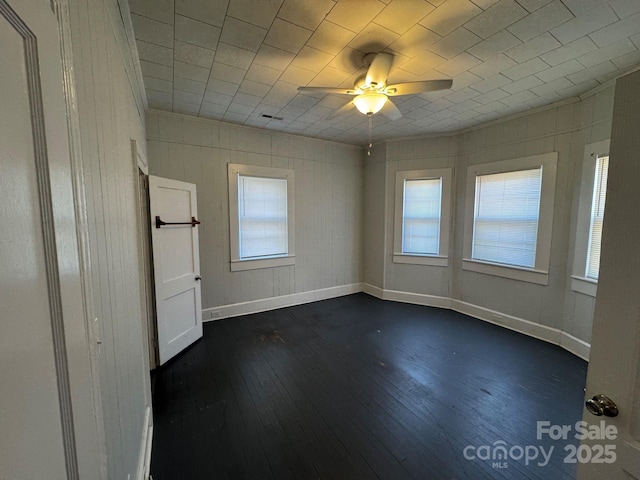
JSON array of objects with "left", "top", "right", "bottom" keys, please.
[{"left": 149, "top": 176, "right": 203, "bottom": 365}]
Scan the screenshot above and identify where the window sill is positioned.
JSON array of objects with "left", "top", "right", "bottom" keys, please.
[
  {"left": 462, "top": 259, "right": 549, "bottom": 285},
  {"left": 230, "top": 255, "right": 295, "bottom": 272},
  {"left": 393, "top": 254, "right": 448, "bottom": 267},
  {"left": 571, "top": 276, "right": 597, "bottom": 297}
]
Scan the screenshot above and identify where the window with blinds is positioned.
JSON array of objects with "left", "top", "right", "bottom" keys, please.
[
  {"left": 472, "top": 167, "right": 543, "bottom": 268},
  {"left": 238, "top": 175, "right": 288, "bottom": 259},
  {"left": 586, "top": 155, "right": 609, "bottom": 280},
  {"left": 402, "top": 178, "right": 442, "bottom": 255}
]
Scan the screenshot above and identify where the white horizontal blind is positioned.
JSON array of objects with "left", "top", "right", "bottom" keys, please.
[
  {"left": 402, "top": 178, "right": 442, "bottom": 255},
  {"left": 238, "top": 175, "right": 288, "bottom": 259},
  {"left": 472, "top": 167, "right": 543, "bottom": 268},
  {"left": 586, "top": 155, "right": 609, "bottom": 280}
]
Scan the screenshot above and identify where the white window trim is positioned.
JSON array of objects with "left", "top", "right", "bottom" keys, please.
[
  {"left": 462, "top": 152, "right": 558, "bottom": 285},
  {"left": 393, "top": 168, "right": 452, "bottom": 267},
  {"left": 228, "top": 163, "right": 295, "bottom": 272},
  {"left": 570, "top": 139, "right": 609, "bottom": 297}
]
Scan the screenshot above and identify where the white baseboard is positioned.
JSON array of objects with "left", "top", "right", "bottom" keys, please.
[
  {"left": 362, "top": 283, "right": 451, "bottom": 309},
  {"left": 203, "top": 283, "right": 362, "bottom": 321},
  {"left": 137, "top": 405, "right": 153, "bottom": 480},
  {"left": 560, "top": 332, "right": 591, "bottom": 361},
  {"left": 362, "top": 283, "right": 590, "bottom": 360},
  {"left": 203, "top": 282, "right": 591, "bottom": 360}
]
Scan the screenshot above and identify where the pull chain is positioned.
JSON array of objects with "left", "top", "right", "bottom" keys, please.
[{"left": 367, "top": 114, "right": 373, "bottom": 156}]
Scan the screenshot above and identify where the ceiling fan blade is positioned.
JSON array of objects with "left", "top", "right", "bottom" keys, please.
[
  {"left": 385, "top": 79, "right": 453, "bottom": 96},
  {"left": 380, "top": 99, "right": 402, "bottom": 120},
  {"left": 326, "top": 100, "right": 355, "bottom": 120},
  {"left": 297, "top": 86, "right": 356, "bottom": 95},
  {"left": 365, "top": 53, "right": 394, "bottom": 88}
]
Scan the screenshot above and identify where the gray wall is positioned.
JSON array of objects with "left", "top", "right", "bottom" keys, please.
[
  {"left": 70, "top": 0, "right": 151, "bottom": 477},
  {"left": 364, "top": 86, "right": 616, "bottom": 347},
  {"left": 147, "top": 110, "right": 364, "bottom": 310}
]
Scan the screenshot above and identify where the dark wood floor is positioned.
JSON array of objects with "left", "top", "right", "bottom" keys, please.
[{"left": 150, "top": 293, "right": 588, "bottom": 480}]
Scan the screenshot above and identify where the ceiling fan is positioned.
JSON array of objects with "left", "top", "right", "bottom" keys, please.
[{"left": 296, "top": 52, "right": 453, "bottom": 120}]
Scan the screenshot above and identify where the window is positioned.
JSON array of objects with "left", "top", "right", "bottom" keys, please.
[
  {"left": 463, "top": 153, "right": 557, "bottom": 285},
  {"left": 393, "top": 168, "right": 452, "bottom": 266},
  {"left": 571, "top": 140, "right": 610, "bottom": 296},
  {"left": 472, "top": 167, "right": 542, "bottom": 268},
  {"left": 228, "top": 164, "right": 295, "bottom": 271},
  {"left": 586, "top": 155, "right": 609, "bottom": 280}
]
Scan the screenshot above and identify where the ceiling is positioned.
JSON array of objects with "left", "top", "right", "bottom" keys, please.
[{"left": 129, "top": 0, "right": 640, "bottom": 146}]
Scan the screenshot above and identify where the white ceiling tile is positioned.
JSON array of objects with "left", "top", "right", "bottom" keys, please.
[
  {"left": 227, "top": 102, "right": 255, "bottom": 115},
  {"left": 228, "top": 0, "right": 284, "bottom": 29},
  {"left": 589, "top": 12, "right": 640, "bottom": 48},
  {"left": 445, "top": 86, "right": 478, "bottom": 103},
  {"left": 420, "top": 0, "right": 482, "bottom": 36},
  {"left": 278, "top": 0, "right": 336, "bottom": 30},
  {"left": 612, "top": 48, "right": 640, "bottom": 70},
  {"left": 555, "top": 78, "right": 598, "bottom": 97},
  {"left": 147, "top": 90, "right": 173, "bottom": 107},
  {"left": 174, "top": 90, "right": 203, "bottom": 104},
  {"left": 307, "top": 21, "right": 357, "bottom": 55},
  {"left": 203, "top": 92, "right": 233, "bottom": 106},
  {"left": 500, "top": 89, "right": 537, "bottom": 105},
  {"left": 175, "top": 61, "right": 210, "bottom": 83},
  {"left": 577, "top": 38, "right": 636, "bottom": 67},
  {"left": 401, "top": 51, "right": 448, "bottom": 75},
  {"left": 131, "top": 14, "right": 173, "bottom": 48},
  {"left": 200, "top": 102, "right": 228, "bottom": 114},
  {"left": 549, "top": 4, "right": 618, "bottom": 45},
  {"left": 279, "top": 64, "right": 317, "bottom": 85},
  {"left": 529, "top": 76, "right": 573, "bottom": 95},
  {"left": 220, "top": 17, "right": 268, "bottom": 52},
  {"left": 246, "top": 63, "right": 284, "bottom": 84},
  {"left": 464, "top": 0, "right": 528, "bottom": 39},
  {"left": 175, "top": 15, "right": 221, "bottom": 51},
  {"left": 290, "top": 46, "right": 334, "bottom": 72},
  {"left": 253, "top": 45, "right": 296, "bottom": 71},
  {"left": 239, "top": 80, "right": 272, "bottom": 97},
  {"left": 264, "top": 19, "right": 313, "bottom": 54},
  {"left": 325, "top": 0, "right": 387, "bottom": 33},
  {"left": 234, "top": 92, "right": 263, "bottom": 107},
  {"left": 535, "top": 58, "right": 583, "bottom": 82},
  {"left": 501, "top": 74, "right": 543, "bottom": 93},
  {"left": 429, "top": 27, "right": 482, "bottom": 59},
  {"left": 205, "top": 79, "right": 239, "bottom": 96},
  {"left": 174, "top": 76, "right": 206, "bottom": 95},
  {"left": 473, "top": 87, "right": 510, "bottom": 103},
  {"left": 469, "top": 73, "right": 511, "bottom": 93},
  {"left": 540, "top": 37, "right": 597, "bottom": 66},
  {"left": 566, "top": 60, "right": 618, "bottom": 85},
  {"left": 348, "top": 22, "right": 400, "bottom": 52},
  {"left": 507, "top": 1, "right": 574, "bottom": 42},
  {"left": 223, "top": 112, "right": 250, "bottom": 122},
  {"left": 174, "top": 41, "right": 215, "bottom": 68},
  {"left": 140, "top": 60, "right": 173, "bottom": 81},
  {"left": 609, "top": 0, "right": 640, "bottom": 18},
  {"left": 129, "top": 0, "right": 174, "bottom": 25},
  {"left": 328, "top": 47, "right": 366, "bottom": 74},
  {"left": 559, "top": 0, "right": 605, "bottom": 17},
  {"left": 214, "top": 43, "right": 256, "bottom": 70},
  {"left": 388, "top": 25, "right": 440, "bottom": 57},
  {"left": 209, "top": 63, "right": 246, "bottom": 84},
  {"left": 311, "top": 66, "right": 352, "bottom": 86},
  {"left": 176, "top": 0, "right": 228, "bottom": 27},
  {"left": 451, "top": 98, "right": 482, "bottom": 113},
  {"left": 449, "top": 71, "right": 484, "bottom": 89},
  {"left": 505, "top": 32, "right": 560, "bottom": 62},
  {"left": 473, "top": 99, "right": 507, "bottom": 114},
  {"left": 467, "top": 30, "right": 521, "bottom": 60},
  {"left": 144, "top": 76, "right": 172, "bottom": 93},
  {"left": 373, "top": 0, "right": 435, "bottom": 35},
  {"left": 469, "top": 0, "right": 501, "bottom": 8},
  {"left": 136, "top": 40, "right": 173, "bottom": 66},
  {"left": 469, "top": 53, "right": 517, "bottom": 77},
  {"left": 435, "top": 52, "right": 482, "bottom": 76},
  {"left": 501, "top": 57, "right": 548, "bottom": 80},
  {"left": 515, "top": 0, "right": 553, "bottom": 13}
]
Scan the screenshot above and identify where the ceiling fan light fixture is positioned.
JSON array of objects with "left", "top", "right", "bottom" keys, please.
[{"left": 353, "top": 91, "right": 387, "bottom": 115}]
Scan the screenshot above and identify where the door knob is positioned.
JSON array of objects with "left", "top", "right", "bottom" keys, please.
[
  {"left": 586, "top": 394, "right": 618, "bottom": 417},
  {"left": 195, "top": 275, "right": 201, "bottom": 281}
]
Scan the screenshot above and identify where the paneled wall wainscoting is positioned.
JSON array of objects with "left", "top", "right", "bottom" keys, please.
[{"left": 201, "top": 284, "right": 590, "bottom": 361}]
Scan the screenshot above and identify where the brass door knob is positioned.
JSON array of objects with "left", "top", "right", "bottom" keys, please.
[{"left": 586, "top": 394, "right": 618, "bottom": 417}]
